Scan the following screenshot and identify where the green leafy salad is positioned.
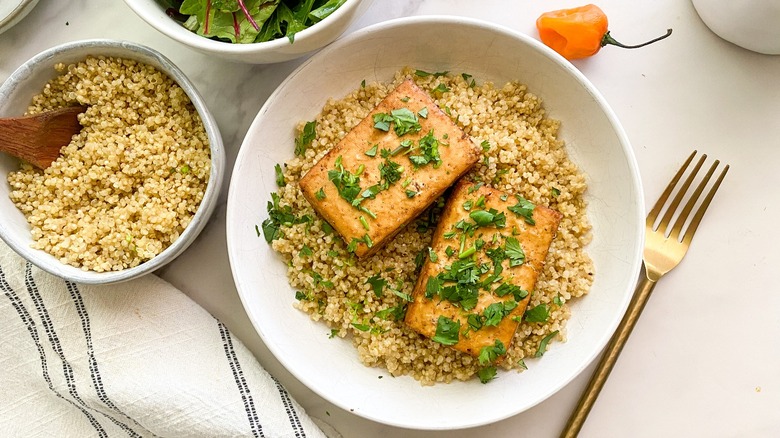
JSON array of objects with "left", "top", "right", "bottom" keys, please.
[{"left": 161, "top": 0, "right": 348, "bottom": 44}]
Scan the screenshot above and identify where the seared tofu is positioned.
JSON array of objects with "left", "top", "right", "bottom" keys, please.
[
  {"left": 300, "top": 79, "right": 481, "bottom": 257},
  {"left": 404, "top": 180, "right": 562, "bottom": 359}
]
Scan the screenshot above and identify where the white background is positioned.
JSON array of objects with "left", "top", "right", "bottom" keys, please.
[{"left": 1, "top": 1, "right": 779, "bottom": 436}]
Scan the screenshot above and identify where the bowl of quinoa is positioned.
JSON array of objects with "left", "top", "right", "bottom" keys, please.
[
  {"left": 0, "top": 40, "right": 224, "bottom": 284},
  {"left": 227, "top": 17, "right": 644, "bottom": 428}
]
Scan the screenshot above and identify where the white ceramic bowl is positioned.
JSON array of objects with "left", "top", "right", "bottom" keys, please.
[
  {"left": 0, "top": 0, "right": 39, "bottom": 36},
  {"left": 227, "top": 16, "right": 644, "bottom": 429},
  {"left": 123, "top": 0, "right": 374, "bottom": 64},
  {"left": 0, "top": 39, "right": 224, "bottom": 284}
]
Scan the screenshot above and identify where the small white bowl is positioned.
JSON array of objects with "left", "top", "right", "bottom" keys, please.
[
  {"left": 0, "top": 39, "right": 225, "bottom": 284},
  {"left": 227, "top": 16, "right": 644, "bottom": 429},
  {"left": 123, "top": 0, "right": 374, "bottom": 64}
]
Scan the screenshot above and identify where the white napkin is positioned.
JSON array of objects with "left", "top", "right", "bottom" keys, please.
[{"left": 0, "top": 240, "right": 325, "bottom": 438}]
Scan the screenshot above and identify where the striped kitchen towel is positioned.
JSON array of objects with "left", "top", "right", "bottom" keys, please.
[{"left": 0, "top": 240, "right": 325, "bottom": 438}]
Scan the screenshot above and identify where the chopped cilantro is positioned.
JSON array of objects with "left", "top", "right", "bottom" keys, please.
[
  {"left": 499, "top": 193, "right": 509, "bottom": 202},
  {"left": 391, "top": 289, "right": 413, "bottom": 302},
  {"left": 295, "top": 120, "right": 317, "bottom": 156},
  {"left": 478, "top": 339, "right": 507, "bottom": 366},
  {"left": 432, "top": 83, "right": 451, "bottom": 94},
  {"left": 321, "top": 221, "right": 334, "bottom": 235},
  {"left": 409, "top": 130, "right": 442, "bottom": 168},
  {"left": 360, "top": 79, "right": 366, "bottom": 88},
  {"left": 329, "top": 329, "right": 339, "bottom": 338},
  {"left": 480, "top": 140, "right": 490, "bottom": 152},
  {"left": 518, "top": 359, "right": 528, "bottom": 370},
  {"left": 262, "top": 193, "right": 307, "bottom": 243},
  {"left": 417, "top": 107, "right": 428, "bottom": 118},
  {"left": 294, "top": 291, "right": 308, "bottom": 301},
  {"left": 552, "top": 187, "right": 561, "bottom": 198},
  {"left": 444, "top": 246, "right": 455, "bottom": 257},
  {"left": 373, "top": 108, "right": 422, "bottom": 137},
  {"left": 467, "top": 313, "right": 484, "bottom": 331},
  {"left": 359, "top": 216, "right": 370, "bottom": 231},
  {"left": 365, "top": 274, "right": 386, "bottom": 297},
  {"left": 467, "top": 182, "right": 484, "bottom": 194},
  {"left": 504, "top": 237, "right": 526, "bottom": 267},
  {"left": 432, "top": 316, "right": 460, "bottom": 346},
  {"left": 554, "top": 294, "right": 564, "bottom": 306},
  {"left": 524, "top": 304, "right": 550, "bottom": 323},
  {"left": 328, "top": 156, "right": 362, "bottom": 205},
  {"left": 274, "top": 163, "right": 285, "bottom": 187},
  {"left": 315, "top": 187, "right": 326, "bottom": 200},
  {"left": 477, "top": 366, "right": 497, "bottom": 384},
  {"left": 352, "top": 322, "right": 371, "bottom": 332},
  {"left": 299, "top": 245, "right": 313, "bottom": 257},
  {"left": 461, "top": 72, "right": 476, "bottom": 88},
  {"left": 375, "top": 304, "right": 406, "bottom": 321},
  {"left": 415, "top": 69, "right": 449, "bottom": 77},
  {"left": 405, "top": 190, "right": 417, "bottom": 198},
  {"left": 425, "top": 276, "right": 442, "bottom": 298},
  {"left": 494, "top": 283, "right": 528, "bottom": 302},
  {"left": 469, "top": 209, "right": 506, "bottom": 228},
  {"left": 428, "top": 247, "right": 438, "bottom": 262},
  {"left": 365, "top": 144, "right": 378, "bottom": 157},
  {"left": 462, "top": 200, "right": 474, "bottom": 211},
  {"left": 535, "top": 330, "right": 559, "bottom": 357},
  {"left": 379, "top": 159, "right": 403, "bottom": 187},
  {"left": 508, "top": 195, "right": 536, "bottom": 225},
  {"left": 483, "top": 300, "right": 518, "bottom": 326},
  {"left": 180, "top": 164, "right": 191, "bottom": 174}
]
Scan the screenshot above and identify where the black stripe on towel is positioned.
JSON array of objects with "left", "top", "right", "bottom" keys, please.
[
  {"left": 65, "top": 280, "right": 149, "bottom": 437},
  {"left": 24, "top": 263, "right": 139, "bottom": 437},
  {"left": 218, "top": 320, "right": 264, "bottom": 437},
  {"left": 272, "top": 376, "right": 306, "bottom": 438},
  {"left": 0, "top": 264, "right": 107, "bottom": 437}
]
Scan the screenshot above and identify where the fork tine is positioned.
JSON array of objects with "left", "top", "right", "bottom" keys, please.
[
  {"left": 669, "top": 160, "right": 719, "bottom": 240},
  {"left": 681, "top": 163, "right": 729, "bottom": 245},
  {"left": 646, "top": 150, "right": 697, "bottom": 229},
  {"left": 657, "top": 153, "right": 707, "bottom": 233}
]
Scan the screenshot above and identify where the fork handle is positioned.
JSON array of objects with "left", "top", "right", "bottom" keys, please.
[{"left": 561, "top": 270, "right": 658, "bottom": 438}]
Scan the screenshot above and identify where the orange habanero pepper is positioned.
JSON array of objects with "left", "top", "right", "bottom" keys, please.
[{"left": 536, "top": 4, "right": 672, "bottom": 60}]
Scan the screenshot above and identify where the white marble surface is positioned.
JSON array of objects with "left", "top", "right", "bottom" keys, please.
[{"left": 1, "top": 1, "right": 779, "bottom": 437}]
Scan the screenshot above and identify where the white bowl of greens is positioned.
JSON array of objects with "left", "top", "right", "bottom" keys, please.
[{"left": 123, "top": 0, "right": 374, "bottom": 63}]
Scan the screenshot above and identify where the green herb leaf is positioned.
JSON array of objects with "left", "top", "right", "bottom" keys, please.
[
  {"left": 415, "top": 69, "right": 449, "bottom": 77},
  {"left": 274, "top": 163, "right": 285, "bottom": 187},
  {"left": 294, "top": 291, "right": 308, "bottom": 301},
  {"left": 409, "top": 130, "right": 442, "bottom": 168},
  {"left": 551, "top": 187, "right": 561, "bottom": 198},
  {"left": 432, "top": 83, "right": 451, "bottom": 94},
  {"left": 554, "top": 294, "right": 564, "bottom": 306},
  {"left": 365, "top": 274, "right": 387, "bottom": 297},
  {"left": 480, "top": 140, "right": 490, "bottom": 152},
  {"left": 524, "top": 304, "right": 550, "bottom": 323},
  {"left": 315, "top": 187, "right": 326, "bottom": 200},
  {"left": 390, "top": 108, "right": 421, "bottom": 136},
  {"left": 477, "top": 366, "right": 497, "bottom": 384},
  {"left": 295, "top": 120, "right": 317, "bottom": 156},
  {"left": 535, "top": 330, "right": 559, "bottom": 357},
  {"left": 478, "top": 339, "right": 507, "bottom": 366},
  {"left": 299, "top": 245, "right": 313, "bottom": 257},
  {"left": 508, "top": 195, "right": 536, "bottom": 225},
  {"left": 365, "top": 144, "right": 378, "bottom": 157},
  {"left": 432, "top": 315, "right": 460, "bottom": 346},
  {"left": 376, "top": 305, "right": 406, "bottom": 321},
  {"left": 504, "top": 237, "right": 526, "bottom": 267},
  {"left": 417, "top": 107, "right": 429, "bottom": 118}
]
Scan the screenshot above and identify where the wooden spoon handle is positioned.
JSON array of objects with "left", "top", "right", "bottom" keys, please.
[{"left": 0, "top": 106, "right": 85, "bottom": 169}]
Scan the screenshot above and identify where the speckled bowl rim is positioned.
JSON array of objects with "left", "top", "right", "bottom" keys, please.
[{"left": 0, "top": 39, "right": 224, "bottom": 284}]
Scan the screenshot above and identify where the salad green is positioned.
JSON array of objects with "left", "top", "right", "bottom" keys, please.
[{"left": 161, "top": 0, "right": 348, "bottom": 44}]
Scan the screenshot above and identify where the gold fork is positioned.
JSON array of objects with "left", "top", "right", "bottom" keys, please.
[{"left": 561, "top": 151, "right": 729, "bottom": 437}]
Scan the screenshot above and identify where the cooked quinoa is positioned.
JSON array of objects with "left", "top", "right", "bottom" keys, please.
[
  {"left": 7, "top": 56, "right": 210, "bottom": 272},
  {"left": 269, "top": 68, "right": 593, "bottom": 384}
]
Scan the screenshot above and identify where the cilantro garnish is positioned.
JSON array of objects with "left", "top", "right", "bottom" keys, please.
[
  {"left": 432, "top": 83, "right": 451, "bottom": 94},
  {"left": 365, "top": 144, "right": 378, "bottom": 157},
  {"left": 494, "top": 283, "right": 528, "bottom": 302},
  {"left": 504, "top": 237, "right": 526, "bottom": 267},
  {"left": 261, "top": 193, "right": 308, "bottom": 243},
  {"left": 480, "top": 139, "right": 490, "bottom": 152},
  {"left": 274, "top": 163, "right": 285, "bottom": 187},
  {"left": 299, "top": 245, "right": 313, "bottom": 257},
  {"left": 365, "top": 274, "right": 386, "bottom": 297},
  {"left": 535, "top": 330, "right": 559, "bottom": 357},
  {"left": 478, "top": 339, "right": 507, "bottom": 366},
  {"left": 461, "top": 73, "right": 476, "bottom": 88},
  {"left": 524, "top": 304, "right": 550, "bottom": 323},
  {"left": 315, "top": 187, "right": 326, "bottom": 200},
  {"left": 294, "top": 291, "right": 308, "bottom": 301},
  {"left": 508, "top": 195, "right": 536, "bottom": 225},
  {"left": 417, "top": 107, "right": 429, "bottom": 118},
  {"left": 483, "top": 300, "right": 518, "bottom": 326},
  {"left": 295, "top": 120, "right": 316, "bottom": 156},
  {"left": 432, "top": 316, "right": 460, "bottom": 346},
  {"left": 375, "top": 305, "right": 406, "bottom": 321},
  {"left": 415, "top": 69, "right": 449, "bottom": 77},
  {"left": 428, "top": 247, "right": 438, "bottom": 262},
  {"left": 329, "top": 329, "right": 339, "bottom": 338},
  {"left": 551, "top": 187, "right": 561, "bottom": 198},
  {"left": 328, "top": 156, "right": 362, "bottom": 204},
  {"left": 405, "top": 190, "right": 417, "bottom": 198},
  {"left": 409, "top": 130, "right": 442, "bottom": 168},
  {"left": 477, "top": 366, "right": 497, "bottom": 384},
  {"left": 373, "top": 108, "right": 422, "bottom": 137},
  {"left": 378, "top": 159, "right": 403, "bottom": 187},
  {"left": 469, "top": 209, "right": 506, "bottom": 228}
]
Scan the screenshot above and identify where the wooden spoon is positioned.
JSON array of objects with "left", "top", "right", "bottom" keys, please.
[{"left": 0, "top": 106, "right": 86, "bottom": 169}]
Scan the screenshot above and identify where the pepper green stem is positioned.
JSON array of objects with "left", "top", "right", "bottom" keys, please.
[{"left": 601, "top": 28, "right": 673, "bottom": 49}]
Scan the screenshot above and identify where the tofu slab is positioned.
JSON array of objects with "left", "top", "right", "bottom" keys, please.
[
  {"left": 299, "top": 79, "right": 481, "bottom": 257},
  {"left": 404, "top": 180, "right": 562, "bottom": 358}
]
